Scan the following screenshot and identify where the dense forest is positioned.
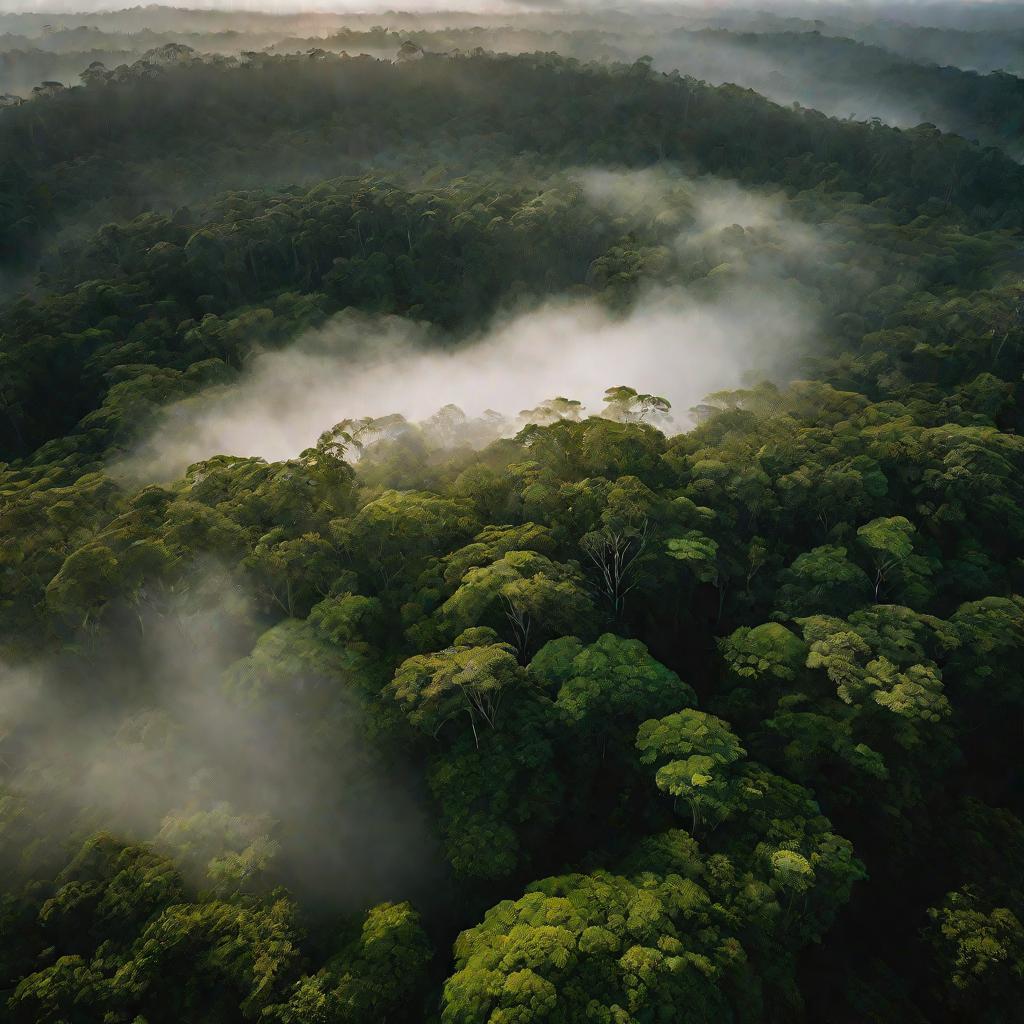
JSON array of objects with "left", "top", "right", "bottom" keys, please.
[
  {"left": 5, "top": 4, "right": 1024, "bottom": 153},
  {"left": 2, "top": 3, "right": 1024, "bottom": 1023}
]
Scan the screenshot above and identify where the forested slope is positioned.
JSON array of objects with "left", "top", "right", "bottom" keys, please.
[
  {"left": 7, "top": 8, "right": 1024, "bottom": 154},
  {"left": 3, "top": 48, "right": 1023, "bottom": 270},
  {"left": 0, "top": 45, "right": 1023, "bottom": 1024}
]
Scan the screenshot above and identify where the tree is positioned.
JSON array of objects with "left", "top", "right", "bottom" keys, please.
[
  {"left": 754, "top": 611, "right": 956, "bottom": 812},
  {"left": 715, "top": 622, "right": 810, "bottom": 725},
  {"left": 426, "top": 693, "right": 562, "bottom": 880},
  {"left": 442, "top": 524, "right": 556, "bottom": 588},
  {"left": 154, "top": 807, "right": 278, "bottom": 895},
  {"left": 720, "top": 622, "right": 808, "bottom": 684},
  {"left": 244, "top": 529, "right": 342, "bottom": 617},
  {"left": 540, "top": 633, "right": 696, "bottom": 727},
  {"left": 636, "top": 710, "right": 747, "bottom": 832},
  {"left": 331, "top": 490, "right": 478, "bottom": 593},
  {"left": 387, "top": 632, "right": 526, "bottom": 746},
  {"left": 267, "top": 902, "right": 432, "bottom": 1024},
  {"left": 800, "top": 613, "right": 951, "bottom": 726},
  {"left": 528, "top": 633, "right": 697, "bottom": 786},
  {"left": 926, "top": 887, "right": 1024, "bottom": 1018},
  {"left": 307, "top": 592, "right": 384, "bottom": 651},
  {"left": 580, "top": 517, "right": 650, "bottom": 619},
  {"left": 775, "top": 545, "right": 873, "bottom": 618},
  {"left": 441, "top": 868, "right": 737, "bottom": 1024},
  {"left": 438, "top": 551, "right": 596, "bottom": 659},
  {"left": 223, "top": 616, "right": 375, "bottom": 725},
  {"left": 856, "top": 515, "right": 928, "bottom": 602},
  {"left": 517, "top": 395, "right": 584, "bottom": 427},
  {"left": 666, "top": 530, "right": 719, "bottom": 584},
  {"left": 601, "top": 385, "right": 672, "bottom": 425},
  {"left": 949, "top": 595, "right": 1024, "bottom": 711},
  {"left": 44, "top": 543, "right": 122, "bottom": 630}
]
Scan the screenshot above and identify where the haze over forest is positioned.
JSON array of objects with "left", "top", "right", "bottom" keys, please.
[{"left": 1, "top": 2, "right": 1024, "bottom": 1022}]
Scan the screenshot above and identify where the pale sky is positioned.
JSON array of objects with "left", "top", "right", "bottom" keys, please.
[
  {"left": 0, "top": 0, "right": 551, "bottom": 11},
  {"left": 0, "top": 1, "right": 1015, "bottom": 23}
]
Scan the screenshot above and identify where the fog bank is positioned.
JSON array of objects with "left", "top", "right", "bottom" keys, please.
[{"left": 117, "top": 285, "right": 812, "bottom": 481}]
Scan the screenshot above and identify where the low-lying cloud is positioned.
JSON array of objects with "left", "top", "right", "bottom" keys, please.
[{"left": 116, "top": 284, "right": 812, "bottom": 481}]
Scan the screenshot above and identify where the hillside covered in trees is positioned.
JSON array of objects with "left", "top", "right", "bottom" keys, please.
[
  {"left": 2, "top": 3, "right": 1024, "bottom": 1023},
  {"left": 6, "top": 3, "right": 1024, "bottom": 153}
]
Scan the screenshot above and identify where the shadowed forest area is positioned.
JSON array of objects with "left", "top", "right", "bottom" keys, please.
[{"left": 2, "top": 3, "right": 1024, "bottom": 1023}]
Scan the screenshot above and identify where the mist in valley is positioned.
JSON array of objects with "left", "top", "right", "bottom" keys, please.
[{"left": 114, "top": 170, "right": 824, "bottom": 482}]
